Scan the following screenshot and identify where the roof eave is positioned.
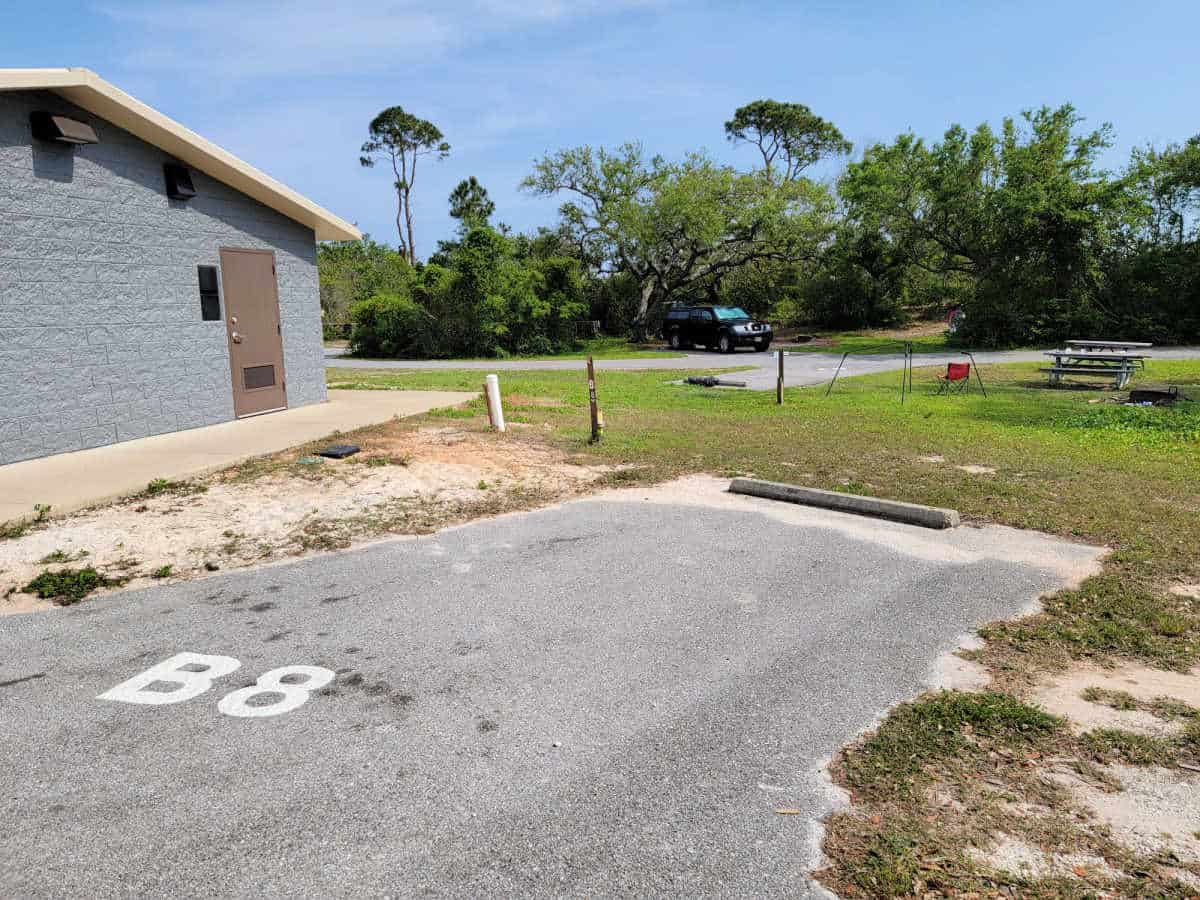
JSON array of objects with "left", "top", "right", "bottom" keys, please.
[{"left": 0, "top": 68, "right": 361, "bottom": 243}]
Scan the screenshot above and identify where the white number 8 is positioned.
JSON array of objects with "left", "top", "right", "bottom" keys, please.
[{"left": 216, "top": 666, "right": 334, "bottom": 718}]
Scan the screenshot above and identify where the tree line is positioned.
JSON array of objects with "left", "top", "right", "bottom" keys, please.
[{"left": 321, "top": 101, "right": 1200, "bottom": 356}]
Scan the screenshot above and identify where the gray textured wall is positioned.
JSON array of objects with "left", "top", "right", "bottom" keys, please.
[{"left": 0, "top": 89, "right": 326, "bottom": 466}]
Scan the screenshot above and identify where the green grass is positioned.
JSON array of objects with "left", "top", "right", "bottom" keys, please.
[
  {"left": 980, "top": 576, "right": 1200, "bottom": 674},
  {"left": 1081, "top": 687, "right": 1199, "bottom": 721},
  {"left": 781, "top": 331, "right": 954, "bottom": 354},
  {"left": 1080, "top": 727, "right": 1186, "bottom": 767},
  {"left": 1081, "top": 686, "right": 1139, "bottom": 710},
  {"left": 839, "top": 691, "right": 1061, "bottom": 800},
  {"left": 1064, "top": 402, "right": 1200, "bottom": 448},
  {"left": 345, "top": 335, "right": 684, "bottom": 362}
]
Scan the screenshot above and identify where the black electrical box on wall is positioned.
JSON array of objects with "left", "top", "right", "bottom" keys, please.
[{"left": 165, "top": 163, "right": 196, "bottom": 200}]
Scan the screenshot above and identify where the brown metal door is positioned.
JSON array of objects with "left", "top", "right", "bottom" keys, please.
[{"left": 219, "top": 248, "right": 288, "bottom": 418}]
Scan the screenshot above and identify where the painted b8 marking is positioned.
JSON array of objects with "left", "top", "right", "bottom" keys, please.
[{"left": 98, "top": 653, "right": 333, "bottom": 718}]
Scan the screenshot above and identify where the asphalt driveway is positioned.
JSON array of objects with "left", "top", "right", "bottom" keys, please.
[{"left": 0, "top": 479, "right": 1102, "bottom": 897}]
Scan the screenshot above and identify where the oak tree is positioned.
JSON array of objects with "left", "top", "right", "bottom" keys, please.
[{"left": 522, "top": 143, "right": 834, "bottom": 332}]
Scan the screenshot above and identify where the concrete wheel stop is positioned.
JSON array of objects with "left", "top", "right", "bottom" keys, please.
[{"left": 729, "top": 478, "right": 960, "bottom": 530}]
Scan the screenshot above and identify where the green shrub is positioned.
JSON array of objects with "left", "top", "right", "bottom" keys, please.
[
  {"left": 349, "top": 292, "right": 432, "bottom": 358},
  {"left": 348, "top": 228, "right": 585, "bottom": 359}
]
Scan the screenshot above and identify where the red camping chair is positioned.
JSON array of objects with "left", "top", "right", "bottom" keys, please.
[{"left": 936, "top": 362, "right": 972, "bottom": 395}]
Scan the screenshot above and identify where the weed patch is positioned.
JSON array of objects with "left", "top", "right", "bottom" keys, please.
[
  {"left": 288, "top": 483, "right": 560, "bottom": 554},
  {"left": 839, "top": 691, "right": 1061, "bottom": 801},
  {"left": 1148, "top": 697, "right": 1199, "bottom": 720},
  {"left": 1064, "top": 403, "right": 1200, "bottom": 449},
  {"left": 0, "top": 504, "right": 52, "bottom": 542},
  {"left": 977, "top": 576, "right": 1200, "bottom": 680},
  {"left": 1081, "top": 686, "right": 1138, "bottom": 710},
  {"left": 142, "top": 478, "right": 208, "bottom": 498},
  {"left": 21, "top": 567, "right": 127, "bottom": 605},
  {"left": 1079, "top": 728, "right": 1181, "bottom": 766},
  {"left": 1081, "top": 686, "right": 1199, "bottom": 721},
  {"left": 359, "top": 454, "right": 410, "bottom": 467},
  {"left": 38, "top": 548, "right": 88, "bottom": 565},
  {"left": 822, "top": 691, "right": 1190, "bottom": 897}
]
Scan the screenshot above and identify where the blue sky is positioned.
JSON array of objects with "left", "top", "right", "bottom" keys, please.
[{"left": 4, "top": 1, "right": 1198, "bottom": 255}]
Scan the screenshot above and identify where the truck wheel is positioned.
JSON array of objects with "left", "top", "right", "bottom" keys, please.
[
  {"left": 718, "top": 333, "right": 732, "bottom": 353},
  {"left": 669, "top": 332, "right": 682, "bottom": 350}
]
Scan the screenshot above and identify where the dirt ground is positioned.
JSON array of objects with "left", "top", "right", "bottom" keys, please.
[{"left": 1, "top": 422, "right": 611, "bottom": 613}]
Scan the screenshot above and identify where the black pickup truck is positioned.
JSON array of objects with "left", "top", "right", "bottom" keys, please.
[{"left": 660, "top": 305, "right": 773, "bottom": 353}]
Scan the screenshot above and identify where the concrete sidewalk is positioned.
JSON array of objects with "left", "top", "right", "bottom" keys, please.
[{"left": 0, "top": 389, "right": 475, "bottom": 523}]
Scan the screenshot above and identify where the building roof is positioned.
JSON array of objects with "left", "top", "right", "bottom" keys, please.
[{"left": 0, "top": 68, "right": 361, "bottom": 242}]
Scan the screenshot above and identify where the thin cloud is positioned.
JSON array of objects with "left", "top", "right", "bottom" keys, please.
[{"left": 98, "top": 0, "right": 668, "bottom": 80}]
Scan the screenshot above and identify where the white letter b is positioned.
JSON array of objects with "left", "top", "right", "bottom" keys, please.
[{"left": 98, "top": 652, "right": 241, "bottom": 705}]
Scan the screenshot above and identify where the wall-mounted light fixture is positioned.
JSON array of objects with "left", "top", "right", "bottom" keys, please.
[
  {"left": 30, "top": 111, "right": 99, "bottom": 145},
  {"left": 164, "top": 163, "right": 196, "bottom": 201}
]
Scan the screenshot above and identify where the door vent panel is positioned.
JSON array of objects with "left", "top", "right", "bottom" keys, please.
[{"left": 243, "top": 365, "right": 276, "bottom": 390}]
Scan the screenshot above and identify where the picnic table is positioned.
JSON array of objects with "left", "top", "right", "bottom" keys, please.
[
  {"left": 1065, "top": 339, "right": 1153, "bottom": 352},
  {"left": 1042, "top": 340, "right": 1152, "bottom": 389}
]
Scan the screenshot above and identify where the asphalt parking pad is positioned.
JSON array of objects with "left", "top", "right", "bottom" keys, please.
[{"left": 0, "top": 477, "right": 1103, "bottom": 898}]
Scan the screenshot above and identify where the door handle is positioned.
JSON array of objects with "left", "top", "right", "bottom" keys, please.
[{"left": 231, "top": 331, "right": 243, "bottom": 344}]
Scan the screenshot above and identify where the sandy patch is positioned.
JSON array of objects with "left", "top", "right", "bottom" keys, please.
[
  {"left": 1, "top": 426, "right": 606, "bottom": 614},
  {"left": 918, "top": 454, "right": 945, "bottom": 464},
  {"left": 968, "top": 833, "right": 1119, "bottom": 881},
  {"left": 1171, "top": 583, "right": 1200, "bottom": 598},
  {"left": 956, "top": 464, "right": 997, "bottom": 475},
  {"left": 1032, "top": 662, "right": 1200, "bottom": 736},
  {"left": 1067, "top": 765, "right": 1200, "bottom": 862},
  {"left": 929, "top": 634, "right": 991, "bottom": 691},
  {"left": 1035, "top": 661, "right": 1200, "bottom": 882}
]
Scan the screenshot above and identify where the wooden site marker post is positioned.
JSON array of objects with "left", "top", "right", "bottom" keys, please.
[
  {"left": 776, "top": 350, "right": 785, "bottom": 405},
  {"left": 586, "top": 355, "right": 602, "bottom": 443}
]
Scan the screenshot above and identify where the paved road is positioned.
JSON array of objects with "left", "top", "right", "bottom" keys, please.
[
  {"left": 1, "top": 482, "right": 1100, "bottom": 897},
  {"left": 326, "top": 346, "right": 1200, "bottom": 390}
]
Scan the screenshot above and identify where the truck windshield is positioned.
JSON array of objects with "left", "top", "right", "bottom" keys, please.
[{"left": 713, "top": 307, "right": 751, "bottom": 321}]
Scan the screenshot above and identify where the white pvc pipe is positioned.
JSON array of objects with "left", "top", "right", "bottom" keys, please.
[{"left": 485, "top": 374, "right": 506, "bottom": 432}]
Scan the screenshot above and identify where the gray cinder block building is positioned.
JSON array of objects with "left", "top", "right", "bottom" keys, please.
[{"left": 0, "top": 68, "right": 360, "bottom": 465}]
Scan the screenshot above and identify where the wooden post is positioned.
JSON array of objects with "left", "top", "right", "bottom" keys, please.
[
  {"left": 776, "top": 350, "right": 784, "bottom": 405},
  {"left": 586, "top": 355, "right": 601, "bottom": 443}
]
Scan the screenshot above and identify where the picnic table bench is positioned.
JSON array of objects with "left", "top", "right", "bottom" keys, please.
[{"left": 1042, "top": 341, "right": 1152, "bottom": 389}]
